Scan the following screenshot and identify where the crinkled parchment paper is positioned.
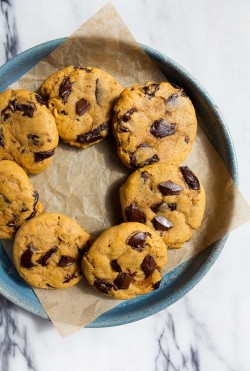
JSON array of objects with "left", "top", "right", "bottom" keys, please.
[{"left": 2, "top": 3, "right": 250, "bottom": 337}]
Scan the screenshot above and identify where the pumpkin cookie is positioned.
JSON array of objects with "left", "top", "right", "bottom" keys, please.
[{"left": 40, "top": 65, "right": 122, "bottom": 148}]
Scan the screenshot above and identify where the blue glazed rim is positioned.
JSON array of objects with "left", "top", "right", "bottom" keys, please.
[{"left": 0, "top": 39, "right": 238, "bottom": 327}]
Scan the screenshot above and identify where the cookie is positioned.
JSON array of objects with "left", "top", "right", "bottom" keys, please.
[
  {"left": 40, "top": 65, "right": 122, "bottom": 148},
  {"left": 120, "top": 164, "right": 205, "bottom": 248},
  {"left": 112, "top": 81, "right": 197, "bottom": 168},
  {"left": 0, "top": 160, "right": 42, "bottom": 239},
  {"left": 82, "top": 222, "right": 167, "bottom": 300},
  {"left": 13, "top": 213, "right": 90, "bottom": 289},
  {"left": 0, "top": 89, "right": 59, "bottom": 174}
]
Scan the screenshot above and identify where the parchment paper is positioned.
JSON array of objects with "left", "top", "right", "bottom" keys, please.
[{"left": 2, "top": 3, "right": 250, "bottom": 337}]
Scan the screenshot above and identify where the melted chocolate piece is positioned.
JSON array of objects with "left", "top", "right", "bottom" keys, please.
[
  {"left": 63, "top": 273, "right": 77, "bottom": 283},
  {"left": 110, "top": 259, "right": 122, "bottom": 272},
  {"left": 76, "top": 122, "right": 109, "bottom": 144},
  {"left": 3, "top": 113, "right": 10, "bottom": 121},
  {"left": 25, "top": 210, "right": 36, "bottom": 221},
  {"left": 21, "top": 207, "right": 29, "bottom": 212},
  {"left": 141, "top": 255, "right": 156, "bottom": 277},
  {"left": 34, "top": 149, "right": 55, "bottom": 162},
  {"left": 121, "top": 107, "right": 137, "bottom": 122},
  {"left": 119, "top": 125, "right": 130, "bottom": 133},
  {"left": 130, "top": 153, "right": 160, "bottom": 169},
  {"left": 150, "top": 119, "right": 175, "bottom": 138},
  {"left": 141, "top": 171, "right": 149, "bottom": 183},
  {"left": 125, "top": 203, "right": 146, "bottom": 223},
  {"left": 184, "top": 136, "right": 189, "bottom": 143},
  {"left": 150, "top": 201, "right": 165, "bottom": 213},
  {"left": 36, "top": 246, "right": 58, "bottom": 267},
  {"left": 74, "top": 66, "right": 92, "bottom": 73},
  {"left": 168, "top": 203, "right": 177, "bottom": 211},
  {"left": 27, "top": 133, "right": 40, "bottom": 145},
  {"left": 0, "top": 128, "right": 4, "bottom": 148},
  {"left": 46, "top": 283, "right": 55, "bottom": 288},
  {"left": 58, "top": 256, "right": 76, "bottom": 267},
  {"left": 158, "top": 181, "right": 183, "bottom": 195},
  {"left": 153, "top": 280, "right": 161, "bottom": 290},
  {"left": 180, "top": 166, "right": 200, "bottom": 190},
  {"left": 143, "top": 83, "right": 159, "bottom": 98},
  {"left": 170, "top": 82, "right": 187, "bottom": 96},
  {"left": 21, "top": 243, "right": 35, "bottom": 269},
  {"left": 0, "top": 193, "right": 11, "bottom": 203},
  {"left": 94, "top": 279, "right": 115, "bottom": 294},
  {"left": 128, "top": 232, "right": 150, "bottom": 252},
  {"left": 35, "top": 94, "right": 46, "bottom": 105},
  {"left": 75, "top": 98, "right": 90, "bottom": 116},
  {"left": 15, "top": 103, "right": 35, "bottom": 118},
  {"left": 167, "top": 93, "right": 178, "bottom": 102},
  {"left": 60, "top": 110, "right": 68, "bottom": 115},
  {"left": 95, "top": 79, "right": 101, "bottom": 105},
  {"left": 114, "top": 272, "right": 133, "bottom": 289},
  {"left": 152, "top": 216, "right": 173, "bottom": 231},
  {"left": 59, "top": 77, "right": 72, "bottom": 104}
]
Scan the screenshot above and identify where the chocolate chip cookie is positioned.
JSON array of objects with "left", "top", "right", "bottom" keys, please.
[
  {"left": 0, "top": 89, "right": 59, "bottom": 174},
  {"left": 112, "top": 81, "right": 197, "bottom": 168},
  {"left": 120, "top": 164, "right": 205, "bottom": 248},
  {"left": 82, "top": 222, "right": 167, "bottom": 300},
  {"left": 0, "top": 160, "right": 42, "bottom": 239},
  {"left": 13, "top": 213, "right": 90, "bottom": 289},
  {"left": 40, "top": 65, "right": 122, "bottom": 148}
]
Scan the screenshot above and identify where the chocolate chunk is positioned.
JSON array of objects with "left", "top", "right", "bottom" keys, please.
[
  {"left": 15, "top": 103, "right": 35, "bottom": 118},
  {"left": 36, "top": 246, "right": 58, "bottom": 267},
  {"left": 167, "top": 93, "right": 178, "bottom": 103},
  {"left": 114, "top": 272, "right": 133, "bottom": 289},
  {"left": 46, "top": 283, "right": 55, "bottom": 288},
  {"left": 35, "top": 94, "right": 46, "bottom": 105},
  {"left": 34, "top": 149, "right": 55, "bottom": 162},
  {"left": 121, "top": 107, "right": 137, "bottom": 122},
  {"left": 158, "top": 181, "right": 183, "bottom": 195},
  {"left": 141, "top": 255, "right": 157, "bottom": 277},
  {"left": 0, "top": 128, "right": 4, "bottom": 148},
  {"left": 63, "top": 273, "right": 77, "bottom": 283},
  {"left": 129, "top": 152, "right": 137, "bottom": 168},
  {"left": 0, "top": 193, "right": 11, "bottom": 203},
  {"left": 110, "top": 259, "right": 122, "bottom": 272},
  {"left": 143, "top": 83, "right": 159, "bottom": 98},
  {"left": 6, "top": 220, "right": 16, "bottom": 228},
  {"left": 9, "top": 99, "right": 17, "bottom": 111},
  {"left": 74, "top": 66, "right": 92, "bottom": 73},
  {"left": 170, "top": 83, "right": 187, "bottom": 96},
  {"left": 180, "top": 166, "right": 200, "bottom": 190},
  {"left": 144, "top": 154, "right": 160, "bottom": 166},
  {"left": 130, "top": 153, "right": 160, "bottom": 169},
  {"left": 168, "top": 203, "right": 177, "bottom": 211},
  {"left": 128, "top": 232, "right": 150, "bottom": 252},
  {"left": 141, "top": 171, "right": 149, "bottom": 183},
  {"left": 76, "top": 122, "right": 108, "bottom": 145},
  {"left": 58, "top": 256, "right": 76, "bottom": 267},
  {"left": 119, "top": 125, "right": 130, "bottom": 133},
  {"left": 75, "top": 98, "right": 90, "bottom": 116},
  {"left": 150, "top": 119, "right": 175, "bottom": 138},
  {"left": 184, "top": 136, "right": 189, "bottom": 143},
  {"left": 27, "top": 133, "right": 40, "bottom": 145},
  {"left": 152, "top": 216, "right": 173, "bottom": 231},
  {"left": 60, "top": 110, "right": 68, "bottom": 115},
  {"left": 153, "top": 280, "right": 161, "bottom": 290},
  {"left": 21, "top": 243, "right": 35, "bottom": 269},
  {"left": 3, "top": 113, "right": 10, "bottom": 121},
  {"left": 126, "top": 203, "right": 146, "bottom": 223},
  {"left": 59, "top": 77, "right": 72, "bottom": 104},
  {"left": 95, "top": 79, "right": 101, "bottom": 105},
  {"left": 21, "top": 207, "right": 29, "bottom": 212},
  {"left": 94, "top": 279, "right": 115, "bottom": 294},
  {"left": 150, "top": 201, "right": 165, "bottom": 213}
]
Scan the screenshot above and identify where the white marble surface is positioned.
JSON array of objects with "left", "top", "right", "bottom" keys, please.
[{"left": 0, "top": 1, "right": 250, "bottom": 370}]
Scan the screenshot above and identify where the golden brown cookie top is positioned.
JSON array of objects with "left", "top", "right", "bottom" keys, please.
[
  {"left": 82, "top": 222, "right": 167, "bottom": 300},
  {"left": 40, "top": 65, "right": 123, "bottom": 148},
  {"left": 13, "top": 213, "right": 90, "bottom": 289},
  {"left": 0, "top": 89, "right": 59, "bottom": 174},
  {"left": 112, "top": 81, "right": 197, "bottom": 168}
]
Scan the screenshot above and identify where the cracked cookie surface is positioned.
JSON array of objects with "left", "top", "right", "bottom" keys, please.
[
  {"left": 0, "top": 89, "right": 59, "bottom": 174},
  {"left": 120, "top": 164, "right": 205, "bottom": 248},
  {"left": 112, "top": 81, "right": 197, "bottom": 168},
  {"left": 40, "top": 65, "right": 122, "bottom": 148},
  {"left": 0, "top": 160, "right": 42, "bottom": 239},
  {"left": 13, "top": 213, "right": 90, "bottom": 289},
  {"left": 82, "top": 222, "right": 167, "bottom": 300}
]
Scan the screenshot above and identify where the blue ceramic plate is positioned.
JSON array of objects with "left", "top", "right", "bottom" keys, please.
[{"left": 0, "top": 39, "right": 238, "bottom": 327}]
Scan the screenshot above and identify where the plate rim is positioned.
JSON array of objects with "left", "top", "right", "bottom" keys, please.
[{"left": 0, "top": 38, "right": 238, "bottom": 327}]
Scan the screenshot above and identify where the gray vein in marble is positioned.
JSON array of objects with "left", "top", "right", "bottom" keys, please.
[
  {"left": 0, "top": 297, "right": 36, "bottom": 371},
  {"left": 0, "top": 0, "right": 19, "bottom": 61}
]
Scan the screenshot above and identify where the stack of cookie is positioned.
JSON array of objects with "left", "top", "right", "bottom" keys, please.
[{"left": 0, "top": 65, "right": 205, "bottom": 300}]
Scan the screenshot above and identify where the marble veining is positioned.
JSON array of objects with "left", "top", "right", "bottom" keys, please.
[{"left": 0, "top": 1, "right": 249, "bottom": 371}]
